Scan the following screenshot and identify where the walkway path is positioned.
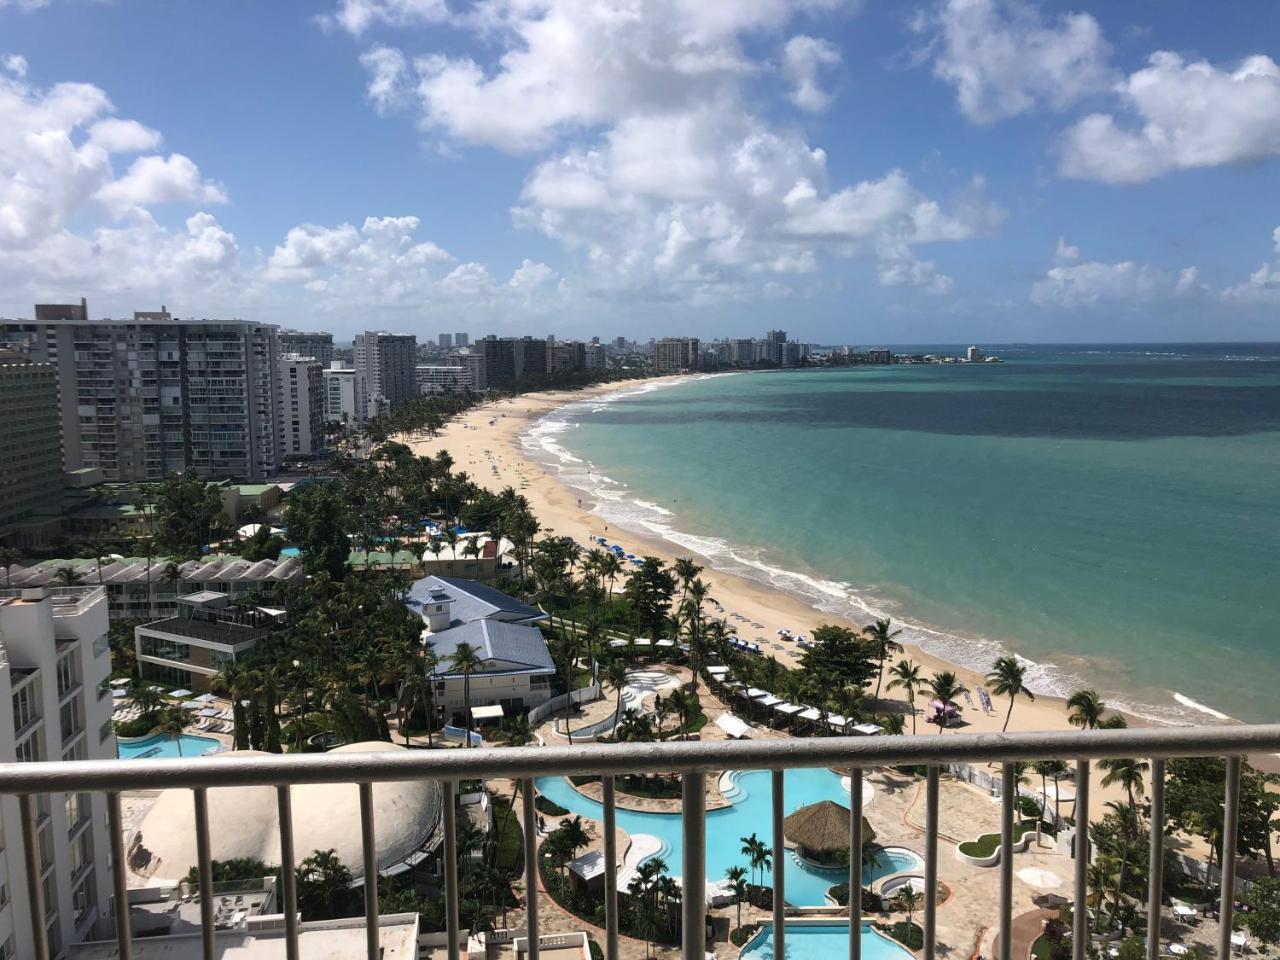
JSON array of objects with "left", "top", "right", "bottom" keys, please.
[{"left": 990, "top": 907, "right": 1054, "bottom": 960}]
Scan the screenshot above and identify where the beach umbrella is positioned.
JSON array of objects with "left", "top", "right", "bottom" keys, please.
[
  {"left": 194, "top": 693, "right": 216, "bottom": 703},
  {"left": 167, "top": 688, "right": 193, "bottom": 699},
  {"left": 112, "top": 689, "right": 128, "bottom": 699},
  {"left": 110, "top": 678, "right": 131, "bottom": 687},
  {"left": 198, "top": 707, "right": 220, "bottom": 717},
  {"left": 180, "top": 700, "right": 203, "bottom": 710}
]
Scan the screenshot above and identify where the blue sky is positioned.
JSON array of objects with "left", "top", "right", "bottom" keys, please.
[{"left": 2, "top": 0, "right": 1279, "bottom": 343}]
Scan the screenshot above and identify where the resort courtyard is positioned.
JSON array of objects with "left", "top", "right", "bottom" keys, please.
[{"left": 515, "top": 663, "right": 1093, "bottom": 960}]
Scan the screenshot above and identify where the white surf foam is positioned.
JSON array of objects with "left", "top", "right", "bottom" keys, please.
[
  {"left": 1172, "top": 693, "right": 1233, "bottom": 722},
  {"left": 519, "top": 376, "right": 1225, "bottom": 730}
]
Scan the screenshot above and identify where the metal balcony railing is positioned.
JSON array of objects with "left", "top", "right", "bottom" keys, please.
[{"left": 2, "top": 724, "right": 1278, "bottom": 960}]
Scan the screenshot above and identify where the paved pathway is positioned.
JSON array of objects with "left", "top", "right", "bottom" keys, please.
[{"left": 990, "top": 907, "right": 1054, "bottom": 960}]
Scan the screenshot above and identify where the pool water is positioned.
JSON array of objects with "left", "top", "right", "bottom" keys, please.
[
  {"left": 280, "top": 546, "right": 301, "bottom": 558},
  {"left": 117, "top": 733, "right": 222, "bottom": 760},
  {"left": 741, "top": 923, "right": 915, "bottom": 960},
  {"left": 534, "top": 769, "right": 921, "bottom": 905}
]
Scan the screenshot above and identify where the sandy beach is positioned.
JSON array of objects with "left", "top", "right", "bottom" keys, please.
[{"left": 404, "top": 379, "right": 1099, "bottom": 737}]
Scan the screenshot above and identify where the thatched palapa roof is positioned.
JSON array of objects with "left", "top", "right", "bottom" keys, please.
[{"left": 783, "top": 800, "right": 876, "bottom": 855}]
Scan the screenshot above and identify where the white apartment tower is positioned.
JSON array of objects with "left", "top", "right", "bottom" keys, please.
[
  {"left": 323, "top": 362, "right": 360, "bottom": 428},
  {"left": 0, "top": 586, "right": 115, "bottom": 959},
  {"left": 0, "top": 304, "right": 283, "bottom": 482},
  {"left": 278, "top": 355, "right": 325, "bottom": 457},
  {"left": 352, "top": 331, "right": 417, "bottom": 420}
]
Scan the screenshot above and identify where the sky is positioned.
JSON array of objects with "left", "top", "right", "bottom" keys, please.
[{"left": 1, "top": 0, "right": 1279, "bottom": 343}]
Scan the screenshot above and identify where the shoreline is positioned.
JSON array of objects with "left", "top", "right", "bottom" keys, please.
[{"left": 401, "top": 377, "right": 1276, "bottom": 783}]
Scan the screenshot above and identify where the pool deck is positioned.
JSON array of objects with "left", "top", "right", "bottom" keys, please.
[{"left": 525, "top": 674, "right": 1088, "bottom": 960}]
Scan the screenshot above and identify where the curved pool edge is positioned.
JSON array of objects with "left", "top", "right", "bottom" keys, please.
[{"left": 737, "top": 920, "right": 916, "bottom": 960}]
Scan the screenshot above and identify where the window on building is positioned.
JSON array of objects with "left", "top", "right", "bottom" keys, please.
[
  {"left": 93, "top": 632, "right": 110, "bottom": 657},
  {"left": 72, "top": 872, "right": 95, "bottom": 927},
  {"left": 65, "top": 793, "right": 90, "bottom": 834},
  {"left": 1, "top": 933, "right": 14, "bottom": 960},
  {"left": 12, "top": 682, "right": 38, "bottom": 732},
  {"left": 16, "top": 732, "right": 40, "bottom": 763},
  {"left": 56, "top": 654, "right": 76, "bottom": 697}
]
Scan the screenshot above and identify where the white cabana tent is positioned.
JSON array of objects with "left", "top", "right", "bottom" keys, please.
[
  {"left": 745, "top": 688, "right": 769, "bottom": 699},
  {"left": 825, "top": 714, "right": 847, "bottom": 730},
  {"left": 471, "top": 705, "right": 504, "bottom": 721},
  {"left": 655, "top": 638, "right": 675, "bottom": 649},
  {"left": 799, "top": 708, "right": 822, "bottom": 722},
  {"left": 850, "top": 723, "right": 883, "bottom": 736},
  {"left": 715, "top": 714, "right": 752, "bottom": 739},
  {"left": 759, "top": 695, "right": 784, "bottom": 708},
  {"left": 775, "top": 703, "right": 803, "bottom": 716},
  {"left": 706, "top": 666, "right": 729, "bottom": 677}
]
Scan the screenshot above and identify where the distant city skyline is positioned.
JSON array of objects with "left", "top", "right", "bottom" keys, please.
[{"left": 2, "top": 1, "right": 1279, "bottom": 342}]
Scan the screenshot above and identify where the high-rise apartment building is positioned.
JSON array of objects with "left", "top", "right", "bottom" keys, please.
[
  {"left": 0, "top": 353, "right": 63, "bottom": 547},
  {"left": 454, "top": 332, "right": 469, "bottom": 347},
  {"left": 457, "top": 352, "right": 486, "bottom": 392},
  {"left": 516, "top": 336, "right": 548, "bottom": 378},
  {"left": 278, "top": 330, "right": 334, "bottom": 369},
  {"left": 478, "top": 336, "right": 516, "bottom": 386},
  {"left": 437, "top": 333, "right": 454, "bottom": 350},
  {"left": 548, "top": 341, "right": 586, "bottom": 374},
  {"left": 352, "top": 331, "right": 416, "bottom": 420},
  {"left": 0, "top": 586, "right": 115, "bottom": 960},
  {"left": 323, "top": 362, "right": 359, "bottom": 427},
  {"left": 653, "top": 337, "right": 700, "bottom": 373},
  {"left": 765, "top": 329, "right": 787, "bottom": 364},
  {"left": 278, "top": 355, "right": 325, "bottom": 457},
  {"left": 415, "top": 365, "right": 470, "bottom": 394},
  {"left": 1, "top": 305, "right": 283, "bottom": 482}
]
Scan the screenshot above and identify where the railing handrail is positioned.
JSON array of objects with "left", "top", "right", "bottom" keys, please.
[{"left": 3, "top": 722, "right": 1279, "bottom": 794}]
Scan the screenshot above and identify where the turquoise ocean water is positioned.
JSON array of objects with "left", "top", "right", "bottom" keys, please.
[{"left": 522, "top": 344, "right": 1280, "bottom": 725}]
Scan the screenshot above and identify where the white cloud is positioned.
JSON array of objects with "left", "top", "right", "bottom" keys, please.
[
  {"left": 2, "top": 54, "right": 28, "bottom": 78},
  {"left": 319, "top": 0, "right": 450, "bottom": 36},
  {"left": 87, "top": 118, "right": 162, "bottom": 153},
  {"left": 94, "top": 154, "right": 227, "bottom": 215},
  {"left": 347, "top": 0, "right": 991, "bottom": 305},
  {"left": 1222, "top": 227, "right": 1280, "bottom": 304},
  {"left": 917, "top": 0, "right": 1114, "bottom": 123},
  {"left": 508, "top": 258, "right": 556, "bottom": 291},
  {"left": 1030, "top": 242, "right": 1200, "bottom": 308},
  {"left": 782, "top": 35, "right": 842, "bottom": 112},
  {"left": 1060, "top": 52, "right": 1280, "bottom": 184},
  {"left": 364, "top": 0, "right": 849, "bottom": 153},
  {"left": 360, "top": 45, "right": 409, "bottom": 114}
]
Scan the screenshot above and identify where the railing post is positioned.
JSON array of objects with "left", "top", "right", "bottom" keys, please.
[
  {"left": 683, "top": 771, "right": 706, "bottom": 960},
  {"left": 999, "top": 762, "right": 1015, "bottom": 960},
  {"left": 849, "top": 767, "right": 863, "bottom": 960},
  {"left": 923, "top": 765, "right": 939, "bottom": 960},
  {"left": 276, "top": 786, "right": 300, "bottom": 960},
  {"left": 359, "top": 782, "right": 379, "bottom": 960},
  {"left": 1146, "top": 759, "right": 1165, "bottom": 960},
  {"left": 1073, "top": 759, "right": 1090, "bottom": 960},
  {"left": 1217, "top": 756, "right": 1242, "bottom": 960},
  {"left": 522, "top": 777, "right": 540, "bottom": 960},
  {"left": 772, "top": 769, "right": 786, "bottom": 960},
  {"left": 107, "top": 792, "right": 133, "bottom": 960},
  {"left": 18, "top": 794, "right": 50, "bottom": 960},
  {"left": 442, "top": 780, "right": 461, "bottom": 960},
  {"left": 193, "top": 788, "right": 216, "bottom": 960},
  {"left": 603, "top": 776, "right": 620, "bottom": 960}
]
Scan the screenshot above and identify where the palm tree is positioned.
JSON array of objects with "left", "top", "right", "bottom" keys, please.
[
  {"left": 863, "top": 618, "right": 904, "bottom": 702},
  {"left": 878, "top": 713, "right": 906, "bottom": 736},
  {"left": 211, "top": 662, "right": 252, "bottom": 749},
  {"left": 1100, "top": 756, "right": 1149, "bottom": 812},
  {"left": 668, "top": 686, "right": 701, "bottom": 740},
  {"left": 986, "top": 656, "right": 1035, "bottom": 732},
  {"left": 740, "top": 833, "right": 767, "bottom": 889},
  {"left": 0, "top": 547, "right": 22, "bottom": 588},
  {"left": 894, "top": 885, "right": 923, "bottom": 928},
  {"left": 886, "top": 659, "right": 923, "bottom": 734},
  {"left": 56, "top": 565, "right": 82, "bottom": 587},
  {"left": 725, "top": 865, "right": 748, "bottom": 929},
  {"left": 1066, "top": 689, "right": 1106, "bottom": 730},
  {"left": 449, "top": 641, "right": 483, "bottom": 747},
  {"left": 605, "top": 659, "right": 630, "bottom": 733},
  {"left": 927, "top": 671, "right": 966, "bottom": 732},
  {"left": 156, "top": 706, "right": 188, "bottom": 756}
]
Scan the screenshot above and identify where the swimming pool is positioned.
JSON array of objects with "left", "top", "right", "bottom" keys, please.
[
  {"left": 740, "top": 922, "right": 915, "bottom": 960},
  {"left": 117, "top": 733, "right": 222, "bottom": 760},
  {"left": 534, "top": 769, "right": 922, "bottom": 905},
  {"left": 280, "top": 546, "right": 301, "bottom": 558}
]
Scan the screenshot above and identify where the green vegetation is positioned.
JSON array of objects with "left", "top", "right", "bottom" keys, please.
[
  {"left": 534, "top": 795, "right": 569, "bottom": 816},
  {"left": 957, "top": 820, "right": 1053, "bottom": 859},
  {"left": 876, "top": 921, "right": 923, "bottom": 951}
]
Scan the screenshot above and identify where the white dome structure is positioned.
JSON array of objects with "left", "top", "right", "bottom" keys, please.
[{"left": 131, "top": 742, "right": 442, "bottom": 882}]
